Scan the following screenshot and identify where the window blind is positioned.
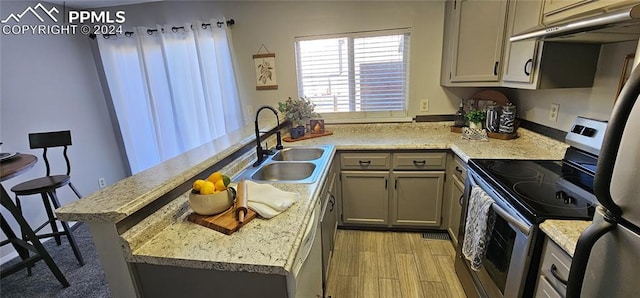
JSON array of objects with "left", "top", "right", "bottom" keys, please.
[{"left": 295, "top": 29, "right": 410, "bottom": 115}]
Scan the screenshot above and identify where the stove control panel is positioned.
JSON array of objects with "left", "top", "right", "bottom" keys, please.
[{"left": 566, "top": 116, "right": 608, "bottom": 156}]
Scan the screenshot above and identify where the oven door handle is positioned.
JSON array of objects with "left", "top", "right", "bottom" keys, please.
[
  {"left": 468, "top": 171, "right": 531, "bottom": 235},
  {"left": 492, "top": 202, "right": 531, "bottom": 235}
]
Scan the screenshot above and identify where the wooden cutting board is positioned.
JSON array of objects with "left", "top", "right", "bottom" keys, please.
[
  {"left": 283, "top": 131, "right": 333, "bottom": 142},
  {"left": 188, "top": 206, "right": 257, "bottom": 235}
]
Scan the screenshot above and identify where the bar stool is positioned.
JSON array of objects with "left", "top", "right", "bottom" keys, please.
[{"left": 10, "top": 131, "right": 84, "bottom": 267}]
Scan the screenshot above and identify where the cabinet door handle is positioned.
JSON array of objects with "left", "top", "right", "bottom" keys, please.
[
  {"left": 358, "top": 160, "right": 371, "bottom": 166},
  {"left": 550, "top": 264, "right": 568, "bottom": 285},
  {"left": 455, "top": 166, "right": 463, "bottom": 173},
  {"left": 524, "top": 59, "right": 533, "bottom": 76},
  {"left": 494, "top": 61, "right": 499, "bottom": 76},
  {"left": 413, "top": 160, "right": 426, "bottom": 166},
  {"left": 385, "top": 179, "right": 388, "bottom": 189},
  {"left": 329, "top": 193, "right": 335, "bottom": 212},
  {"left": 394, "top": 178, "right": 398, "bottom": 189},
  {"left": 459, "top": 195, "right": 464, "bottom": 206}
]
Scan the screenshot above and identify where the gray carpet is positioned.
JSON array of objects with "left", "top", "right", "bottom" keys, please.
[{"left": 0, "top": 223, "right": 111, "bottom": 297}]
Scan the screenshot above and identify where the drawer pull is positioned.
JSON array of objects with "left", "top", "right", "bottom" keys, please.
[
  {"left": 413, "top": 160, "right": 426, "bottom": 166},
  {"left": 358, "top": 160, "right": 371, "bottom": 166},
  {"left": 455, "top": 166, "right": 463, "bottom": 173},
  {"left": 550, "top": 264, "right": 568, "bottom": 285}
]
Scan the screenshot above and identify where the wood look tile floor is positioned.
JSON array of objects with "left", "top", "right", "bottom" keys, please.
[{"left": 325, "top": 229, "right": 467, "bottom": 298}]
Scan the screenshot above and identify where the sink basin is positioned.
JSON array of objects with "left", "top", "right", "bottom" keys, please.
[
  {"left": 251, "top": 162, "right": 317, "bottom": 182},
  {"left": 271, "top": 148, "right": 325, "bottom": 161}
]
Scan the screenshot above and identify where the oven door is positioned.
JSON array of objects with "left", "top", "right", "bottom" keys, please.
[{"left": 455, "top": 170, "right": 535, "bottom": 298}]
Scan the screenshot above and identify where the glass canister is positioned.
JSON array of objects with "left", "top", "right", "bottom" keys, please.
[
  {"left": 499, "top": 103, "right": 516, "bottom": 134},
  {"left": 485, "top": 102, "right": 500, "bottom": 132}
]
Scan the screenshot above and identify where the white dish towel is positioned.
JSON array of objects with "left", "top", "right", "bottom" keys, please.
[
  {"left": 244, "top": 180, "right": 300, "bottom": 219},
  {"left": 462, "top": 185, "right": 495, "bottom": 271}
]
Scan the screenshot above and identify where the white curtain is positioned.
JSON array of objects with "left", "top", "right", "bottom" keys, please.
[{"left": 97, "top": 20, "right": 244, "bottom": 174}]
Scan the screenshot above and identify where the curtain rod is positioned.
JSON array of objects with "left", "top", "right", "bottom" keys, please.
[{"left": 89, "top": 19, "right": 235, "bottom": 40}]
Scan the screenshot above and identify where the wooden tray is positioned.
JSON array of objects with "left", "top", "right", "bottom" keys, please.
[
  {"left": 283, "top": 131, "right": 333, "bottom": 142},
  {"left": 450, "top": 126, "right": 518, "bottom": 140},
  {"left": 188, "top": 206, "right": 257, "bottom": 235}
]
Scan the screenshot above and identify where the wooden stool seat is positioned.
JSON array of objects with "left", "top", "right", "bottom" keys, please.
[{"left": 11, "top": 175, "right": 71, "bottom": 195}]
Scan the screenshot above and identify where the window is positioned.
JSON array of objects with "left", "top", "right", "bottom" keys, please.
[{"left": 295, "top": 29, "right": 410, "bottom": 120}]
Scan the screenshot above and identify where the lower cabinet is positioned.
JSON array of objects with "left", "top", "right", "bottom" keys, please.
[
  {"left": 391, "top": 172, "right": 445, "bottom": 227},
  {"left": 446, "top": 174, "right": 465, "bottom": 246},
  {"left": 341, "top": 171, "right": 389, "bottom": 225},
  {"left": 320, "top": 157, "right": 339, "bottom": 289},
  {"left": 534, "top": 237, "right": 572, "bottom": 298},
  {"left": 340, "top": 151, "right": 447, "bottom": 228}
]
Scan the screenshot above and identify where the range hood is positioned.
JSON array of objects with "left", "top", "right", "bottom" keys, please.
[{"left": 510, "top": 3, "right": 640, "bottom": 43}]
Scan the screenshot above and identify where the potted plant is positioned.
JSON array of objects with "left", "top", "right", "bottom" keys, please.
[
  {"left": 277, "top": 97, "right": 320, "bottom": 139},
  {"left": 465, "top": 110, "right": 486, "bottom": 130}
]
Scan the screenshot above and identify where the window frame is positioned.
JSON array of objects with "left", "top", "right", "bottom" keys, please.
[{"left": 294, "top": 28, "right": 412, "bottom": 123}]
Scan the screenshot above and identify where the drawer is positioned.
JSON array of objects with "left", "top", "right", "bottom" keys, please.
[
  {"left": 535, "top": 275, "right": 563, "bottom": 298},
  {"left": 452, "top": 155, "right": 467, "bottom": 182},
  {"left": 341, "top": 153, "right": 390, "bottom": 170},
  {"left": 539, "top": 238, "right": 571, "bottom": 297},
  {"left": 393, "top": 152, "right": 446, "bottom": 170}
]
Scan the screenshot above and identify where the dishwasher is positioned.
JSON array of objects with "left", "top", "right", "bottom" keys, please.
[{"left": 287, "top": 199, "right": 322, "bottom": 298}]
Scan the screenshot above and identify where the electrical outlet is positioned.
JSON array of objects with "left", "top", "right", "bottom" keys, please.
[
  {"left": 420, "top": 99, "right": 429, "bottom": 112},
  {"left": 98, "top": 177, "right": 106, "bottom": 189},
  {"left": 550, "top": 103, "right": 559, "bottom": 122}
]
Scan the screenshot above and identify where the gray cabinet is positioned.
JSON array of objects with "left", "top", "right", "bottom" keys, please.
[
  {"left": 321, "top": 157, "right": 339, "bottom": 287},
  {"left": 502, "top": 0, "right": 601, "bottom": 89},
  {"left": 442, "top": 0, "right": 509, "bottom": 85},
  {"left": 447, "top": 173, "right": 465, "bottom": 246},
  {"left": 340, "top": 152, "right": 446, "bottom": 228},
  {"left": 445, "top": 154, "right": 467, "bottom": 247},
  {"left": 391, "top": 171, "right": 445, "bottom": 227},
  {"left": 341, "top": 171, "right": 389, "bottom": 225},
  {"left": 534, "top": 237, "right": 572, "bottom": 298}
]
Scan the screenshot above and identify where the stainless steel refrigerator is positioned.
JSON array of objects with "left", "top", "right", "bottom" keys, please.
[{"left": 566, "top": 63, "right": 640, "bottom": 297}]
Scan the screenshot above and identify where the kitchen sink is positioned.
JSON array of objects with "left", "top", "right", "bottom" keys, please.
[
  {"left": 233, "top": 145, "right": 333, "bottom": 184},
  {"left": 271, "top": 148, "right": 324, "bottom": 161},
  {"left": 251, "top": 162, "right": 316, "bottom": 181}
]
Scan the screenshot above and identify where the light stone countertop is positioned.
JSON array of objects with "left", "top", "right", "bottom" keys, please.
[
  {"left": 540, "top": 220, "right": 592, "bottom": 257},
  {"left": 57, "top": 121, "right": 577, "bottom": 276}
]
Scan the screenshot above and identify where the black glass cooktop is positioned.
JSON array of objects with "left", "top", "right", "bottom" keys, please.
[{"left": 469, "top": 159, "right": 596, "bottom": 223}]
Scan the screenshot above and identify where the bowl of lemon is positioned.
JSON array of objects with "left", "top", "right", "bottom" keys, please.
[{"left": 189, "top": 171, "right": 234, "bottom": 216}]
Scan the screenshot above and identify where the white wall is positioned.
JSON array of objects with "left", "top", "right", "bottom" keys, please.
[
  {"left": 98, "top": 1, "right": 464, "bottom": 121},
  {"left": 0, "top": 1, "right": 128, "bottom": 261},
  {"left": 504, "top": 40, "right": 638, "bottom": 131}
]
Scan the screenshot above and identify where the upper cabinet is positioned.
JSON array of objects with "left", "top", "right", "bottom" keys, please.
[
  {"left": 502, "top": 0, "right": 542, "bottom": 85},
  {"left": 502, "top": 0, "right": 601, "bottom": 89},
  {"left": 441, "top": 0, "right": 603, "bottom": 89},
  {"left": 441, "top": 0, "right": 509, "bottom": 86},
  {"left": 542, "top": 0, "right": 635, "bottom": 24}
]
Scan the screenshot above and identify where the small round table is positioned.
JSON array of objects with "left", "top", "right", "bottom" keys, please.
[{"left": 0, "top": 153, "right": 69, "bottom": 287}]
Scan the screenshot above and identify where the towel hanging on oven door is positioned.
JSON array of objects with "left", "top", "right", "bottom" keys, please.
[{"left": 462, "top": 185, "right": 496, "bottom": 271}]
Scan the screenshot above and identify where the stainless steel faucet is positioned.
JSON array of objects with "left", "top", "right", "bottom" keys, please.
[{"left": 254, "top": 105, "right": 283, "bottom": 167}]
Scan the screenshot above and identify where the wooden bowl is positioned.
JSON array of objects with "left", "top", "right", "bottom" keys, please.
[{"left": 188, "top": 189, "right": 234, "bottom": 216}]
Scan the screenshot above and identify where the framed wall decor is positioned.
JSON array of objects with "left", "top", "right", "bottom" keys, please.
[
  {"left": 616, "top": 53, "right": 635, "bottom": 101},
  {"left": 253, "top": 53, "right": 278, "bottom": 90}
]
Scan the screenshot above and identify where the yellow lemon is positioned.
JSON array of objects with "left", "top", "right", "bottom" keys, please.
[
  {"left": 214, "top": 180, "right": 226, "bottom": 192},
  {"left": 207, "top": 172, "right": 223, "bottom": 183},
  {"left": 192, "top": 179, "right": 206, "bottom": 192},
  {"left": 200, "top": 181, "right": 216, "bottom": 195}
]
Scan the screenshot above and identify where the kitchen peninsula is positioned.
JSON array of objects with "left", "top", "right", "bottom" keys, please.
[{"left": 56, "top": 121, "right": 571, "bottom": 297}]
